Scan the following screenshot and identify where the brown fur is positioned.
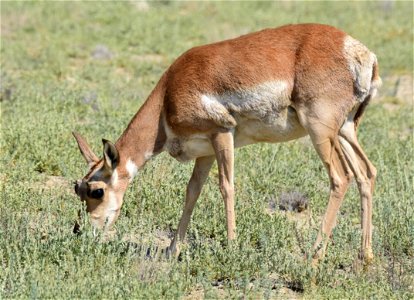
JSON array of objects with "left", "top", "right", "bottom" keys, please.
[
  {"left": 164, "top": 24, "right": 352, "bottom": 136},
  {"left": 73, "top": 24, "right": 381, "bottom": 264}
]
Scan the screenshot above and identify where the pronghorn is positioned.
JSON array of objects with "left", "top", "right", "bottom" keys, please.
[{"left": 73, "top": 23, "right": 381, "bottom": 264}]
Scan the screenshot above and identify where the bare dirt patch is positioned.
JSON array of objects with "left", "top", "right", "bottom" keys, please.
[
  {"left": 44, "top": 175, "right": 70, "bottom": 188},
  {"left": 184, "top": 282, "right": 303, "bottom": 300},
  {"left": 1, "top": 11, "right": 30, "bottom": 37},
  {"left": 42, "top": 175, "right": 72, "bottom": 194},
  {"left": 378, "top": 75, "right": 413, "bottom": 110},
  {"left": 183, "top": 285, "right": 228, "bottom": 300},
  {"left": 114, "top": 67, "right": 133, "bottom": 82},
  {"left": 276, "top": 286, "right": 303, "bottom": 300},
  {"left": 123, "top": 229, "right": 172, "bottom": 251},
  {"left": 25, "top": 175, "right": 72, "bottom": 195},
  {"left": 129, "top": 0, "right": 150, "bottom": 12},
  {"left": 131, "top": 54, "right": 166, "bottom": 64}
]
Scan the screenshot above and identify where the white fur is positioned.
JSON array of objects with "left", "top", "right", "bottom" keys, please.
[
  {"left": 126, "top": 159, "right": 138, "bottom": 181},
  {"left": 107, "top": 191, "right": 118, "bottom": 211},
  {"left": 201, "top": 94, "right": 236, "bottom": 127},
  {"left": 111, "top": 169, "right": 118, "bottom": 186},
  {"left": 163, "top": 114, "right": 174, "bottom": 140},
  {"left": 182, "top": 135, "right": 214, "bottom": 158},
  {"left": 202, "top": 80, "right": 290, "bottom": 124},
  {"left": 104, "top": 191, "right": 119, "bottom": 229},
  {"left": 164, "top": 81, "right": 306, "bottom": 161},
  {"left": 144, "top": 151, "right": 153, "bottom": 161},
  {"left": 343, "top": 36, "right": 379, "bottom": 101}
]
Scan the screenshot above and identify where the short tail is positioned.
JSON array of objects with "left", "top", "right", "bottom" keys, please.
[
  {"left": 354, "top": 57, "right": 382, "bottom": 128},
  {"left": 370, "top": 56, "right": 382, "bottom": 96}
]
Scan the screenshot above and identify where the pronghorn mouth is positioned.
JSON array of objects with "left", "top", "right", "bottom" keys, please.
[{"left": 104, "top": 209, "right": 119, "bottom": 229}]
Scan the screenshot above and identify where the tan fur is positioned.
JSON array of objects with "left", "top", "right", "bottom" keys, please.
[{"left": 73, "top": 24, "right": 381, "bottom": 264}]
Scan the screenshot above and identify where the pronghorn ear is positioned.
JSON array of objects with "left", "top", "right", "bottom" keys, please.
[
  {"left": 102, "top": 139, "right": 119, "bottom": 170},
  {"left": 72, "top": 132, "right": 99, "bottom": 167}
]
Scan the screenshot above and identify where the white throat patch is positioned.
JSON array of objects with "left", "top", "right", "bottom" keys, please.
[
  {"left": 126, "top": 159, "right": 138, "bottom": 182},
  {"left": 104, "top": 191, "right": 119, "bottom": 230}
]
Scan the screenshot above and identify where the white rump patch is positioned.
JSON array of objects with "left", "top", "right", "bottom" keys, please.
[
  {"left": 126, "top": 159, "right": 138, "bottom": 182},
  {"left": 343, "top": 36, "right": 377, "bottom": 101}
]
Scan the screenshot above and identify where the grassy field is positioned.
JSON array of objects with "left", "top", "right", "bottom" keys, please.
[{"left": 1, "top": 2, "right": 413, "bottom": 299}]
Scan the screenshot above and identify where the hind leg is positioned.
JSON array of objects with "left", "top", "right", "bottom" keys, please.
[
  {"left": 310, "top": 132, "right": 353, "bottom": 262},
  {"left": 339, "top": 117, "right": 376, "bottom": 264},
  {"left": 297, "top": 104, "right": 353, "bottom": 263}
]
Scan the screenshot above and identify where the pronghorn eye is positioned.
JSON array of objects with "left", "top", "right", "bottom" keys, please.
[{"left": 88, "top": 188, "right": 104, "bottom": 199}]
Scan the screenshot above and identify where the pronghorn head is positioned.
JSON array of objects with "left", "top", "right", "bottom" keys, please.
[{"left": 72, "top": 132, "right": 130, "bottom": 233}]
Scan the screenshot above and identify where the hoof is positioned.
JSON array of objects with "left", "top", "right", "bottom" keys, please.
[
  {"left": 311, "top": 257, "right": 320, "bottom": 268},
  {"left": 310, "top": 249, "right": 325, "bottom": 267},
  {"left": 353, "top": 249, "right": 374, "bottom": 273},
  {"left": 359, "top": 248, "right": 374, "bottom": 265},
  {"left": 73, "top": 221, "right": 81, "bottom": 235},
  {"left": 166, "top": 244, "right": 180, "bottom": 259}
]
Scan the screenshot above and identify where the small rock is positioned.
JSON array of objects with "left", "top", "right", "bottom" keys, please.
[
  {"left": 82, "top": 91, "right": 100, "bottom": 111},
  {"left": 0, "top": 87, "right": 13, "bottom": 101},
  {"left": 395, "top": 75, "right": 413, "bottom": 104},
  {"left": 91, "top": 44, "right": 113, "bottom": 60},
  {"left": 0, "top": 72, "right": 14, "bottom": 102},
  {"left": 279, "top": 191, "right": 309, "bottom": 213},
  {"left": 379, "top": 0, "right": 394, "bottom": 14},
  {"left": 268, "top": 196, "right": 277, "bottom": 213},
  {"left": 82, "top": 91, "right": 97, "bottom": 104}
]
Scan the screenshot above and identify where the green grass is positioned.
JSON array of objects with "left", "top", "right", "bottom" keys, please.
[{"left": 1, "top": 2, "right": 413, "bottom": 299}]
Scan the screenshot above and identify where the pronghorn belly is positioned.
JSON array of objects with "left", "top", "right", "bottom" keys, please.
[
  {"left": 181, "top": 135, "right": 215, "bottom": 161},
  {"left": 234, "top": 106, "right": 307, "bottom": 146},
  {"left": 165, "top": 80, "right": 307, "bottom": 161},
  {"left": 201, "top": 80, "right": 293, "bottom": 127},
  {"left": 165, "top": 134, "right": 214, "bottom": 162},
  {"left": 199, "top": 80, "right": 306, "bottom": 143},
  {"left": 165, "top": 107, "right": 307, "bottom": 162}
]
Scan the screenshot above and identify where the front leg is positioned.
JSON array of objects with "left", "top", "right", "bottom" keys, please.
[
  {"left": 212, "top": 131, "right": 236, "bottom": 241},
  {"left": 169, "top": 156, "right": 215, "bottom": 257}
]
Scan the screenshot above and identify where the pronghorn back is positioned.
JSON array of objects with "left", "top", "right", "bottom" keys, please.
[{"left": 163, "top": 23, "right": 379, "bottom": 161}]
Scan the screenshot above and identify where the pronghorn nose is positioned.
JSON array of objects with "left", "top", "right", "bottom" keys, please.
[{"left": 74, "top": 180, "right": 82, "bottom": 195}]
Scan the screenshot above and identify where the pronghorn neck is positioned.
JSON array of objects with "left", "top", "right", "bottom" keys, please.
[{"left": 115, "top": 75, "right": 167, "bottom": 179}]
